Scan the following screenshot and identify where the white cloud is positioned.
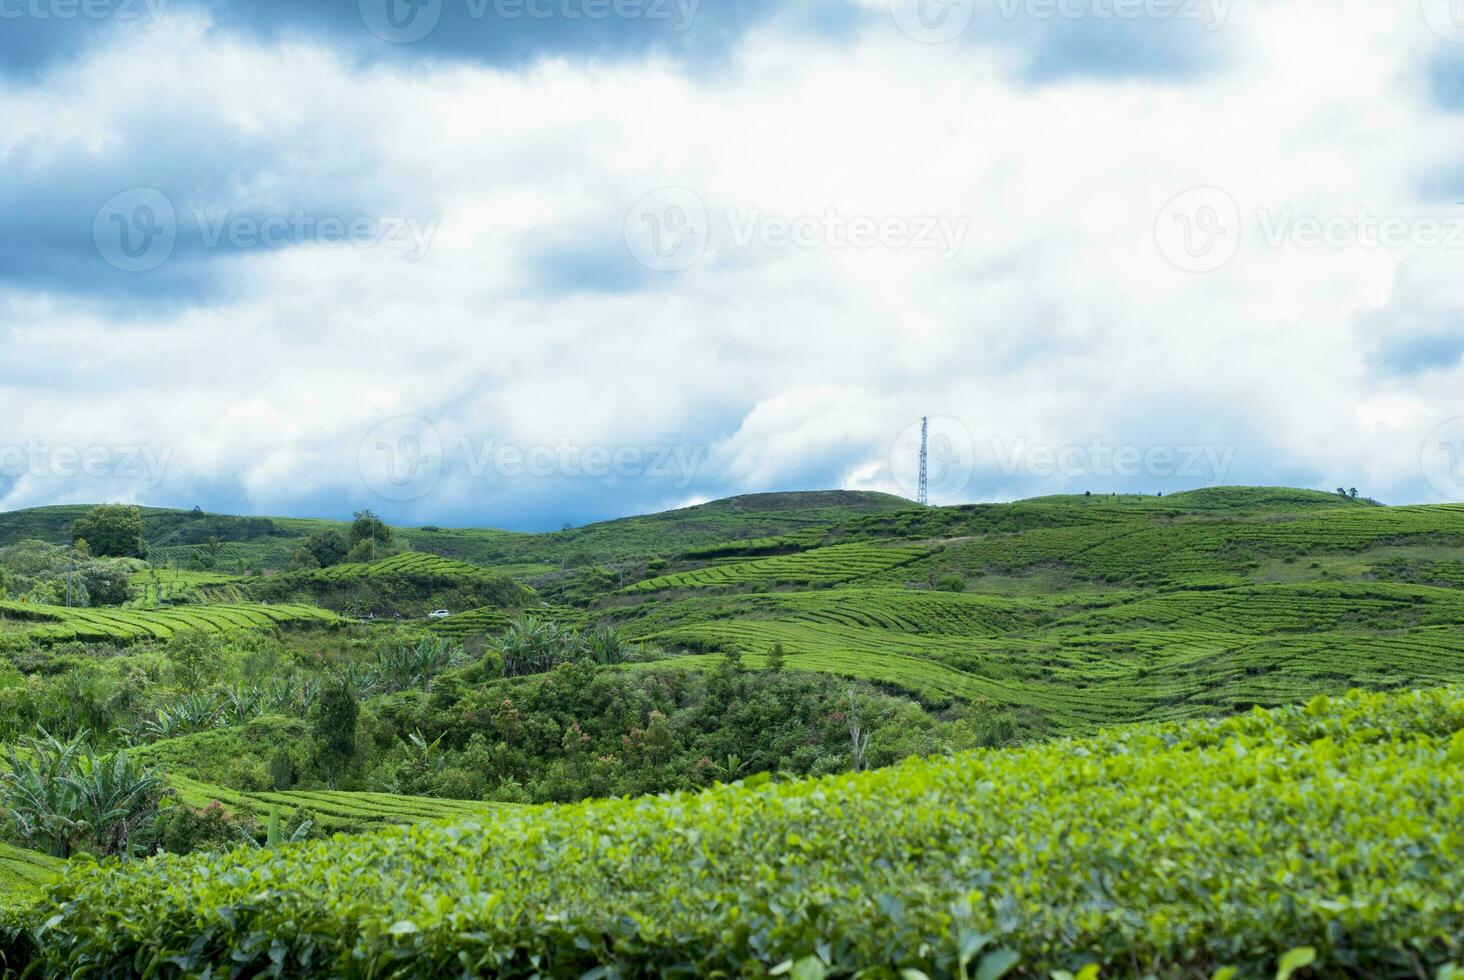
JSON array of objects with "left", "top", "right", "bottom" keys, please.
[{"left": 3, "top": 1, "right": 1464, "bottom": 523}]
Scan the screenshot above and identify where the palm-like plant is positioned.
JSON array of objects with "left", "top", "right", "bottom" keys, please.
[
  {"left": 1, "top": 729, "right": 168, "bottom": 859},
  {"left": 142, "top": 692, "right": 220, "bottom": 741},
  {"left": 405, "top": 730, "right": 446, "bottom": 775},
  {"left": 369, "top": 638, "right": 465, "bottom": 693},
  {"left": 264, "top": 674, "right": 319, "bottom": 716},
  {"left": 220, "top": 684, "right": 265, "bottom": 724},
  {"left": 583, "top": 625, "right": 633, "bottom": 666},
  {"left": 495, "top": 616, "right": 585, "bottom": 677},
  {"left": 1, "top": 729, "right": 91, "bottom": 857},
  {"left": 234, "top": 806, "right": 314, "bottom": 851},
  {"left": 67, "top": 750, "right": 168, "bottom": 859}
]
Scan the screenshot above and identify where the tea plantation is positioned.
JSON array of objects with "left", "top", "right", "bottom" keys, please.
[
  {"left": 30, "top": 687, "right": 1464, "bottom": 978},
  {"left": 4, "top": 487, "right": 1464, "bottom": 976}
]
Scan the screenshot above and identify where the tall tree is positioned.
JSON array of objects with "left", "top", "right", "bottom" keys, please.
[{"left": 72, "top": 505, "right": 145, "bottom": 559}]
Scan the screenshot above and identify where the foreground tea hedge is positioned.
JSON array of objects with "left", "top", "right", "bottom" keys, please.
[{"left": 30, "top": 686, "right": 1464, "bottom": 978}]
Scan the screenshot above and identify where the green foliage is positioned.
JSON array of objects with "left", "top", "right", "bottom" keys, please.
[
  {"left": 32, "top": 686, "right": 1464, "bottom": 978},
  {"left": 363, "top": 636, "right": 465, "bottom": 694},
  {"left": 130, "top": 716, "right": 313, "bottom": 789},
  {"left": 164, "top": 628, "right": 225, "bottom": 692},
  {"left": 1, "top": 730, "right": 166, "bottom": 859},
  {"left": 77, "top": 560, "right": 135, "bottom": 606},
  {"left": 71, "top": 505, "right": 145, "bottom": 559},
  {"left": 934, "top": 573, "right": 966, "bottom": 592},
  {"left": 377, "top": 661, "right": 974, "bottom": 803},
  {"left": 156, "top": 800, "right": 255, "bottom": 856},
  {"left": 312, "top": 682, "right": 359, "bottom": 784},
  {"left": 0, "top": 540, "right": 147, "bottom": 608},
  {"left": 350, "top": 509, "right": 393, "bottom": 550},
  {"left": 767, "top": 641, "right": 786, "bottom": 673}
]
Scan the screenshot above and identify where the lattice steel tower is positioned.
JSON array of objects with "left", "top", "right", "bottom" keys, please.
[{"left": 917, "top": 416, "right": 929, "bottom": 506}]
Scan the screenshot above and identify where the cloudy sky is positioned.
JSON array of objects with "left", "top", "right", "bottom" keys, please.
[{"left": 2, "top": 0, "right": 1464, "bottom": 529}]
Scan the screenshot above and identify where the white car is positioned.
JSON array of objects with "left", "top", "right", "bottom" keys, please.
[{"left": 427, "top": 609, "right": 451, "bottom": 620}]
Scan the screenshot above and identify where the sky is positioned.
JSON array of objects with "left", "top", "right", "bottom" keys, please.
[{"left": 2, "top": 0, "right": 1464, "bottom": 530}]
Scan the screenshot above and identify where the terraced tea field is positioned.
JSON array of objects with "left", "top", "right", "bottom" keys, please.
[
  {"left": 426, "top": 606, "right": 514, "bottom": 637},
  {"left": 0, "top": 600, "right": 338, "bottom": 646},
  {"left": 305, "top": 552, "right": 502, "bottom": 583},
  {"left": 623, "top": 543, "right": 934, "bottom": 593},
  {"left": 130, "top": 568, "right": 247, "bottom": 604},
  {"left": 0, "top": 845, "right": 60, "bottom": 911},
  {"left": 167, "top": 776, "right": 520, "bottom": 834}
]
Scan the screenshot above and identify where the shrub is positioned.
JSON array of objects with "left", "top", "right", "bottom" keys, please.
[{"left": 157, "top": 801, "right": 256, "bottom": 856}]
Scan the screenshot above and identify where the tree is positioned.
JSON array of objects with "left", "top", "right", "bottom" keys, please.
[
  {"left": 1349, "top": 488, "right": 1360, "bottom": 499},
  {"left": 81, "top": 561, "right": 135, "bottom": 606},
  {"left": 313, "top": 681, "right": 360, "bottom": 786},
  {"left": 350, "top": 509, "right": 393, "bottom": 549},
  {"left": 766, "top": 643, "right": 786, "bottom": 673},
  {"left": 72, "top": 505, "right": 145, "bottom": 558},
  {"left": 165, "top": 629, "right": 224, "bottom": 693},
  {"left": 302, "top": 529, "right": 350, "bottom": 569}
]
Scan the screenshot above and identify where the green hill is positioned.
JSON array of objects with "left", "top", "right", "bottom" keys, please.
[
  {"left": 581, "top": 491, "right": 1464, "bottom": 729},
  {"left": 0, "top": 491, "right": 914, "bottom": 575}
]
